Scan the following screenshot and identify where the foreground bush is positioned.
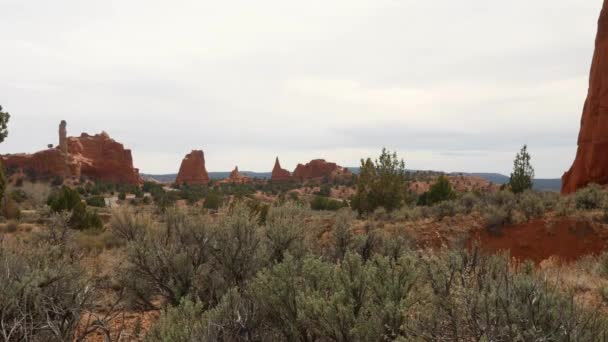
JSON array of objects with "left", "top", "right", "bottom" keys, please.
[
  {"left": 0, "top": 241, "right": 91, "bottom": 341},
  {"left": 147, "top": 249, "right": 606, "bottom": 341}
]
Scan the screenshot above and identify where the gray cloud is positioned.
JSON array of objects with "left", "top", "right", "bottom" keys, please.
[{"left": 0, "top": 0, "right": 602, "bottom": 177}]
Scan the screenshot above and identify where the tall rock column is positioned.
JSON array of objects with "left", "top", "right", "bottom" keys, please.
[
  {"left": 562, "top": 0, "right": 608, "bottom": 194},
  {"left": 59, "top": 120, "right": 68, "bottom": 154}
]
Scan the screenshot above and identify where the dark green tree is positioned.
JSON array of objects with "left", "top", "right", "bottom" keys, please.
[
  {"left": 351, "top": 148, "right": 407, "bottom": 215},
  {"left": 509, "top": 145, "right": 534, "bottom": 194},
  {"left": 418, "top": 175, "right": 456, "bottom": 206},
  {"left": 0, "top": 105, "right": 10, "bottom": 144},
  {"left": 0, "top": 105, "right": 9, "bottom": 204}
]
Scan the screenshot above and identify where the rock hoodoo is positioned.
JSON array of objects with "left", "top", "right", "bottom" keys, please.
[
  {"left": 2, "top": 121, "right": 141, "bottom": 184},
  {"left": 220, "top": 166, "right": 252, "bottom": 184},
  {"left": 292, "top": 159, "right": 352, "bottom": 183},
  {"left": 175, "top": 150, "right": 210, "bottom": 185},
  {"left": 59, "top": 120, "right": 68, "bottom": 154},
  {"left": 562, "top": 0, "right": 608, "bottom": 194},
  {"left": 271, "top": 157, "right": 292, "bottom": 182}
]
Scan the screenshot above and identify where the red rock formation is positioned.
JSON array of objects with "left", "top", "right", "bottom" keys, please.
[
  {"left": 175, "top": 150, "right": 210, "bottom": 185},
  {"left": 220, "top": 166, "right": 252, "bottom": 184},
  {"left": 2, "top": 149, "right": 76, "bottom": 178},
  {"left": 271, "top": 157, "right": 292, "bottom": 182},
  {"left": 67, "top": 132, "right": 141, "bottom": 184},
  {"left": 562, "top": 1, "right": 608, "bottom": 194},
  {"left": 2, "top": 123, "right": 141, "bottom": 184},
  {"left": 292, "top": 159, "right": 352, "bottom": 183}
]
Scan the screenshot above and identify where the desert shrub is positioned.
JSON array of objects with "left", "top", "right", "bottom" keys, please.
[
  {"left": 247, "top": 199, "right": 270, "bottom": 225},
  {"left": 517, "top": 190, "right": 546, "bottom": 220},
  {"left": 117, "top": 209, "right": 214, "bottom": 309},
  {"left": 430, "top": 200, "right": 463, "bottom": 220},
  {"left": 418, "top": 175, "right": 456, "bottom": 206},
  {"left": 574, "top": 183, "right": 606, "bottom": 210},
  {"left": 483, "top": 205, "right": 511, "bottom": 233},
  {"left": 110, "top": 207, "right": 153, "bottom": 242},
  {"left": 331, "top": 208, "right": 355, "bottom": 260},
  {"left": 391, "top": 205, "right": 423, "bottom": 221},
  {"left": 0, "top": 241, "right": 91, "bottom": 341},
  {"left": 203, "top": 190, "right": 222, "bottom": 210},
  {"left": 86, "top": 195, "right": 106, "bottom": 207},
  {"left": 555, "top": 195, "right": 576, "bottom": 217},
  {"left": 351, "top": 148, "right": 407, "bottom": 215},
  {"left": 68, "top": 202, "right": 103, "bottom": 230},
  {"left": 410, "top": 249, "right": 606, "bottom": 341},
  {"left": 459, "top": 192, "right": 480, "bottom": 214},
  {"left": 310, "top": 196, "right": 347, "bottom": 211},
  {"left": 263, "top": 203, "right": 309, "bottom": 263},
  {"left": 1, "top": 195, "right": 21, "bottom": 220},
  {"left": 118, "top": 192, "right": 127, "bottom": 201},
  {"left": 352, "top": 223, "right": 382, "bottom": 261},
  {"left": 314, "top": 184, "right": 332, "bottom": 197},
  {"left": 47, "top": 186, "right": 81, "bottom": 212}
]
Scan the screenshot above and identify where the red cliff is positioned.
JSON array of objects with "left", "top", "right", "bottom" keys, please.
[
  {"left": 220, "top": 166, "right": 252, "bottom": 184},
  {"left": 175, "top": 150, "right": 210, "bottom": 185},
  {"left": 2, "top": 122, "right": 141, "bottom": 184},
  {"left": 292, "top": 159, "right": 352, "bottom": 182},
  {"left": 271, "top": 157, "right": 292, "bottom": 182},
  {"left": 562, "top": 0, "right": 608, "bottom": 194},
  {"left": 68, "top": 132, "right": 140, "bottom": 184}
]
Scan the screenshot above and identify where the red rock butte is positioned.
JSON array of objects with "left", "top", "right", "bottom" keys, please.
[
  {"left": 271, "top": 157, "right": 292, "bottom": 182},
  {"left": 175, "top": 150, "right": 210, "bottom": 185},
  {"left": 562, "top": 0, "right": 608, "bottom": 194},
  {"left": 1, "top": 121, "right": 141, "bottom": 184},
  {"left": 293, "top": 159, "right": 352, "bottom": 182}
]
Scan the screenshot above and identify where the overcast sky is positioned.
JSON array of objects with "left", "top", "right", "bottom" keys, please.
[{"left": 0, "top": 0, "right": 602, "bottom": 177}]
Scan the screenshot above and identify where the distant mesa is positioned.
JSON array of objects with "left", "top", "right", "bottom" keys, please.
[
  {"left": 175, "top": 150, "right": 210, "bottom": 185},
  {"left": 1, "top": 120, "right": 141, "bottom": 184},
  {"left": 293, "top": 159, "right": 352, "bottom": 183},
  {"left": 562, "top": 0, "right": 608, "bottom": 194},
  {"left": 270, "top": 157, "right": 292, "bottom": 182}
]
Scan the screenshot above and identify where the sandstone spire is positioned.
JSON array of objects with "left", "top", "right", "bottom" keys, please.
[
  {"left": 271, "top": 157, "right": 292, "bottom": 182},
  {"left": 562, "top": 0, "right": 608, "bottom": 193},
  {"left": 59, "top": 120, "right": 67, "bottom": 154}
]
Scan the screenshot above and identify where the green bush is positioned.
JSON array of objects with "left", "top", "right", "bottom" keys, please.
[
  {"left": 310, "top": 196, "right": 347, "bottom": 211},
  {"left": 351, "top": 148, "right": 407, "bottom": 215},
  {"left": 517, "top": 190, "right": 546, "bottom": 220},
  {"left": 574, "top": 184, "right": 606, "bottom": 210},
  {"left": 418, "top": 175, "right": 456, "bottom": 206},
  {"left": 118, "top": 192, "right": 127, "bottom": 201},
  {"left": 203, "top": 190, "right": 222, "bottom": 210},
  {"left": 10, "top": 189, "right": 27, "bottom": 203},
  {"left": 86, "top": 195, "right": 106, "bottom": 207},
  {"left": 47, "top": 186, "right": 82, "bottom": 212}
]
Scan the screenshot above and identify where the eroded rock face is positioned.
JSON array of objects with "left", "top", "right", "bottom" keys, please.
[
  {"left": 292, "top": 159, "right": 352, "bottom": 183},
  {"left": 562, "top": 1, "right": 608, "bottom": 194},
  {"left": 271, "top": 157, "right": 292, "bottom": 182},
  {"left": 176, "top": 150, "right": 210, "bottom": 185},
  {"left": 68, "top": 132, "right": 141, "bottom": 184},
  {"left": 2, "top": 122, "right": 141, "bottom": 184}
]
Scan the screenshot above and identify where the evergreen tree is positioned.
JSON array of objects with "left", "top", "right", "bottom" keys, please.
[
  {"left": 509, "top": 145, "right": 534, "bottom": 193},
  {"left": 351, "top": 148, "right": 407, "bottom": 215}
]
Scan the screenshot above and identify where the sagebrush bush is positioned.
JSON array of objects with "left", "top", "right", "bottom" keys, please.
[
  {"left": 574, "top": 183, "right": 606, "bottom": 210},
  {"left": 0, "top": 242, "right": 91, "bottom": 341},
  {"left": 517, "top": 190, "right": 546, "bottom": 220},
  {"left": 483, "top": 205, "right": 511, "bottom": 232}
]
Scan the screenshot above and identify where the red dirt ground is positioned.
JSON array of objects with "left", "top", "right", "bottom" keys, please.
[{"left": 470, "top": 217, "right": 608, "bottom": 263}]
